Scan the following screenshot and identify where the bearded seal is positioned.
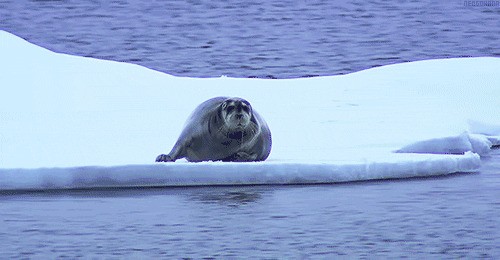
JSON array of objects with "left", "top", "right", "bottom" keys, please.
[{"left": 156, "top": 97, "right": 272, "bottom": 162}]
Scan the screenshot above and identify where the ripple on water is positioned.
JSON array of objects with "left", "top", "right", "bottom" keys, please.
[{"left": 1, "top": 1, "right": 499, "bottom": 78}]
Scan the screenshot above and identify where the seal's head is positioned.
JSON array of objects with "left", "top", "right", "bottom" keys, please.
[{"left": 220, "top": 98, "right": 253, "bottom": 130}]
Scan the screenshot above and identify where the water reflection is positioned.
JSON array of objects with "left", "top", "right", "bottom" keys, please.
[
  {"left": 0, "top": 171, "right": 478, "bottom": 199},
  {"left": 0, "top": 186, "right": 272, "bottom": 207},
  {"left": 187, "top": 186, "right": 269, "bottom": 207}
]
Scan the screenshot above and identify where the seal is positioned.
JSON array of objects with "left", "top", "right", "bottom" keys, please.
[{"left": 156, "top": 96, "right": 272, "bottom": 162}]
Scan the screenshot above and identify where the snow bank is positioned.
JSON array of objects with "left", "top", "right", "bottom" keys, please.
[
  {"left": 1, "top": 30, "right": 499, "bottom": 190},
  {"left": 0, "top": 153, "right": 481, "bottom": 191},
  {"left": 395, "top": 132, "right": 493, "bottom": 156}
]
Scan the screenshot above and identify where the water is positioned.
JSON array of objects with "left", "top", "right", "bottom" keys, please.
[
  {"left": 1, "top": 150, "right": 499, "bottom": 258},
  {"left": 1, "top": 0, "right": 499, "bottom": 78}
]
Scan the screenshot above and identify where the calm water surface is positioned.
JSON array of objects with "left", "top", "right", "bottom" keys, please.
[
  {"left": 1, "top": 150, "right": 499, "bottom": 258},
  {"left": 1, "top": 0, "right": 499, "bottom": 78}
]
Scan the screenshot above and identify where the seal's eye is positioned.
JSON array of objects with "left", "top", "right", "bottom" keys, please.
[
  {"left": 241, "top": 106, "right": 250, "bottom": 113},
  {"left": 227, "top": 105, "right": 235, "bottom": 112}
]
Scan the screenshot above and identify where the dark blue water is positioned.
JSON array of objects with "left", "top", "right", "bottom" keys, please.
[
  {"left": 1, "top": 150, "right": 499, "bottom": 258},
  {"left": 1, "top": 0, "right": 499, "bottom": 78}
]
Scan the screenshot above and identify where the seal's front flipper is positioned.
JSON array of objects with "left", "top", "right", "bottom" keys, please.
[
  {"left": 235, "top": 151, "right": 258, "bottom": 162},
  {"left": 155, "top": 154, "right": 174, "bottom": 162},
  {"left": 222, "top": 151, "right": 258, "bottom": 162}
]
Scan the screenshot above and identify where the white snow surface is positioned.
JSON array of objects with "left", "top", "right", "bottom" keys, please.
[{"left": 1, "top": 31, "right": 499, "bottom": 190}]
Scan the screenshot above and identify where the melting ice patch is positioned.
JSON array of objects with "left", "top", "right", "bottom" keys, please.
[{"left": 0, "top": 30, "right": 499, "bottom": 190}]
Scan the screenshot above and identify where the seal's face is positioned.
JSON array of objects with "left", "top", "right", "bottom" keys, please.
[{"left": 221, "top": 98, "right": 253, "bottom": 130}]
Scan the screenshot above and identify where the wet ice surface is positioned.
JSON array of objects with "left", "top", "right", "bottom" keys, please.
[{"left": 1, "top": 150, "right": 499, "bottom": 258}]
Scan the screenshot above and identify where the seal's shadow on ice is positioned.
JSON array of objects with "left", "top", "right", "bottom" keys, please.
[{"left": 156, "top": 97, "right": 272, "bottom": 162}]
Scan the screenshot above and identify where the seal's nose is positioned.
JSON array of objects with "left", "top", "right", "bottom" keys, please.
[{"left": 235, "top": 114, "right": 243, "bottom": 119}]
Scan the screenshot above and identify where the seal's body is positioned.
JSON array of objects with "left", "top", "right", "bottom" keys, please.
[{"left": 156, "top": 97, "right": 272, "bottom": 162}]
